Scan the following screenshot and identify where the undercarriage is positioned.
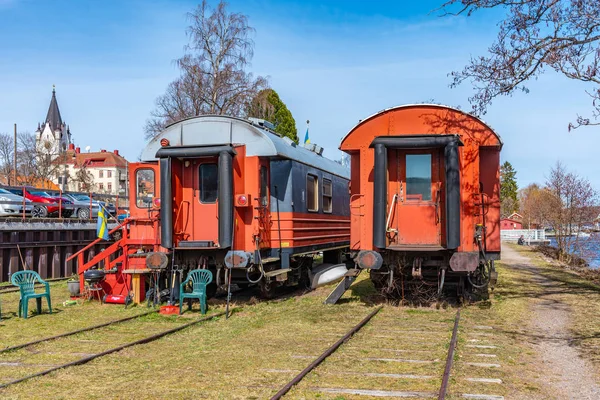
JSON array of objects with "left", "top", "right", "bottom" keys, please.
[{"left": 369, "top": 251, "right": 497, "bottom": 305}]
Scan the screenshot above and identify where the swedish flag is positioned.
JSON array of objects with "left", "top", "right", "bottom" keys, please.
[
  {"left": 96, "top": 205, "right": 109, "bottom": 240},
  {"left": 304, "top": 127, "right": 310, "bottom": 145}
]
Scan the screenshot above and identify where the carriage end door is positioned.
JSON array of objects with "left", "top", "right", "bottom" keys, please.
[
  {"left": 190, "top": 158, "right": 219, "bottom": 245},
  {"left": 389, "top": 150, "right": 442, "bottom": 246}
]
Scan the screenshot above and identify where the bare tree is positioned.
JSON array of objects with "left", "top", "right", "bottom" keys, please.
[
  {"left": 16, "top": 132, "right": 62, "bottom": 187},
  {"left": 440, "top": 1, "right": 600, "bottom": 129},
  {"left": 519, "top": 183, "right": 554, "bottom": 229},
  {"left": 544, "top": 161, "right": 598, "bottom": 262},
  {"left": 145, "top": 0, "right": 268, "bottom": 139},
  {"left": 71, "top": 164, "right": 96, "bottom": 192},
  {"left": 0, "top": 133, "right": 14, "bottom": 185}
]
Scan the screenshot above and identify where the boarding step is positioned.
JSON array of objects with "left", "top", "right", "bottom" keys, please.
[{"left": 264, "top": 268, "right": 291, "bottom": 278}]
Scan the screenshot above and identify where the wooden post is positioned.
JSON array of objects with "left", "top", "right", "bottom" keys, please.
[
  {"left": 0, "top": 233, "right": 5, "bottom": 282},
  {"left": 9, "top": 232, "right": 20, "bottom": 276},
  {"left": 24, "top": 231, "right": 34, "bottom": 273},
  {"left": 64, "top": 231, "right": 74, "bottom": 276},
  {"left": 13, "top": 123, "right": 17, "bottom": 185},
  {"left": 38, "top": 232, "right": 48, "bottom": 278},
  {"left": 52, "top": 245, "right": 61, "bottom": 278}
]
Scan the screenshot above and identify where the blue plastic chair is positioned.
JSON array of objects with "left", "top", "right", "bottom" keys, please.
[
  {"left": 11, "top": 271, "right": 53, "bottom": 319},
  {"left": 179, "top": 269, "right": 213, "bottom": 315}
]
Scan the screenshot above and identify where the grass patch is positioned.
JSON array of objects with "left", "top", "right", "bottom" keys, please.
[{"left": 0, "top": 250, "right": 593, "bottom": 399}]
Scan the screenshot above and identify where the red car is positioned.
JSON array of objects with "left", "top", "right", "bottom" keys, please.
[{"left": 4, "top": 187, "right": 73, "bottom": 218}]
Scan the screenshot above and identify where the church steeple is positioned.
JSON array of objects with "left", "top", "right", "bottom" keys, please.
[
  {"left": 45, "top": 85, "right": 63, "bottom": 131},
  {"left": 35, "top": 85, "right": 72, "bottom": 157}
]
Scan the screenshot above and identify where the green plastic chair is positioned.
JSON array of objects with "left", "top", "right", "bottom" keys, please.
[
  {"left": 179, "top": 269, "right": 213, "bottom": 315},
  {"left": 11, "top": 271, "right": 53, "bottom": 319}
]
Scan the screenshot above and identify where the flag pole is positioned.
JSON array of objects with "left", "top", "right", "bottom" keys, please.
[{"left": 304, "top": 119, "right": 310, "bottom": 145}]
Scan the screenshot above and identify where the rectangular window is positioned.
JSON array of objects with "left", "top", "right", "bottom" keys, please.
[
  {"left": 107, "top": 171, "right": 112, "bottom": 178},
  {"left": 323, "top": 178, "right": 332, "bottom": 213},
  {"left": 136, "top": 169, "right": 155, "bottom": 208},
  {"left": 307, "top": 174, "right": 318, "bottom": 212},
  {"left": 406, "top": 154, "right": 432, "bottom": 201},
  {"left": 99, "top": 183, "right": 104, "bottom": 190},
  {"left": 107, "top": 183, "right": 112, "bottom": 191},
  {"left": 259, "top": 166, "right": 268, "bottom": 207},
  {"left": 199, "top": 164, "right": 218, "bottom": 203},
  {"left": 99, "top": 170, "right": 103, "bottom": 178}
]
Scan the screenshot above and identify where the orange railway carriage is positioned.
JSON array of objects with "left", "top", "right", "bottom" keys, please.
[
  {"left": 98, "top": 115, "right": 351, "bottom": 301},
  {"left": 340, "top": 104, "right": 502, "bottom": 298}
]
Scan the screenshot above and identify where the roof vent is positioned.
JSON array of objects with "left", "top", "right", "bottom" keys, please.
[
  {"left": 248, "top": 117, "right": 276, "bottom": 131},
  {"left": 282, "top": 137, "right": 297, "bottom": 147},
  {"left": 304, "top": 143, "right": 324, "bottom": 156}
]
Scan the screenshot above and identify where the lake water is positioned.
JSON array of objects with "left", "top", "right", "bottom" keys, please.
[{"left": 549, "top": 234, "right": 600, "bottom": 269}]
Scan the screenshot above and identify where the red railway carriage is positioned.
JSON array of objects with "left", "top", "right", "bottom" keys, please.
[
  {"left": 78, "top": 115, "right": 351, "bottom": 302},
  {"left": 340, "top": 104, "right": 502, "bottom": 299}
]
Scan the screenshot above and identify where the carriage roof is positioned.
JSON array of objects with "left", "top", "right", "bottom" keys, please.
[
  {"left": 141, "top": 115, "right": 349, "bottom": 179},
  {"left": 339, "top": 104, "right": 503, "bottom": 150}
]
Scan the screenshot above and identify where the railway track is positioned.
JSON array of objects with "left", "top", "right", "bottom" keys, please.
[
  {"left": 0, "top": 310, "right": 227, "bottom": 390},
  {"left": 0, "top": 283, "right": 299, "bottom": 392},
  {"left": 269, "top": 307, "right": 504, "bottom": 400}
]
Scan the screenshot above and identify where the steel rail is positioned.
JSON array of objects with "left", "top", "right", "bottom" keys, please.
[
  {"left": 0, "top": 310, "right": 157, "bottom": 354},
  {"left": 0, "top": 311, "right": 227, "bottom": 390},
  {"left": 270, "top": 306, "right": 382, "bottom": 400},
  {"left": 438, "top": 308, "right": 461, "bottom": 400}
]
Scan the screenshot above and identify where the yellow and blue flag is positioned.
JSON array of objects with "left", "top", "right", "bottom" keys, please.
[
  {"left": 96, "top": 205, "right": 109, "bottom": 240},
  {"left": 304, "top": 127, "right": 310, "bottom": 145}
]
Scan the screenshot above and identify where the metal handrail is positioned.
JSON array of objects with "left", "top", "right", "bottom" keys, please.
[{"left": 65, "top": 219, "right": 129, "bottom": 263}]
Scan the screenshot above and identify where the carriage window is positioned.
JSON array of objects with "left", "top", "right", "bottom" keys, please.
[
  {"left": 136, "top": 169, "right": 155, "bottom": 208},
  {"left": 260, "top": 166, "right": 268, "bottom": 207},
  {"left": 323, "top": 179, "right": 332, "bottom": 213},
  {"left": 406, "top": 154, "right": 432, "bottom": 201},
  {"left": 199, "top": 164, "right": 218, "bottom": 203},
  {"left": 307, "top": 174, "right": 318, "bottom": 212}
]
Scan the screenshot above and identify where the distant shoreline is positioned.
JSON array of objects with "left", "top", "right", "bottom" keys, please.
[{"left": 533, "top": 244, "right": 600, "bottom": 285}]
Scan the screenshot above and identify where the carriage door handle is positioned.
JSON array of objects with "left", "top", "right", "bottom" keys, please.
[{"left": 435, "top": 184, "right": 441, "bottom": 224}]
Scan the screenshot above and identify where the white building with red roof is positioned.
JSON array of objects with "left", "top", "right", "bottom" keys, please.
[{"left": 58, "top": 145, "right": 128, "bottom": 195}]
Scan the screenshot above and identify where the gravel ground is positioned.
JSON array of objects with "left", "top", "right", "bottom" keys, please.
[{"left": 503, "top": 245, "right": 600, "bottom": 400}]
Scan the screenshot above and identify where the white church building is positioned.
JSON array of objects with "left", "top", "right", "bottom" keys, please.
[
  {"left": 35, "top": 87, "right": 128, "bottom": 196},
  {"left": 35, "top": 86, "right": 72, "bottom": 156}
]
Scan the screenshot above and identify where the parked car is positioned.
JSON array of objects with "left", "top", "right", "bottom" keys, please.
[
  {"left": 5, "top": 188, "right": 73, "bottom": 218},
  {"left": 0, "top": 188, "right": 33, "bottom": 217},
  {"left": 50, "top": 192, "right": 118, "bottom": 219},
  {"left": 59, "top": 193, "right": 99, "bottom": 219}
]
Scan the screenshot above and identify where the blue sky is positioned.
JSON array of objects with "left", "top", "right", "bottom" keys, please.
[{"left": 0, "top": 0, "right": 597, "bottom": 189}]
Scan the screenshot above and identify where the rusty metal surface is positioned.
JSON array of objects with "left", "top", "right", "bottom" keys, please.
[
  {"left": 270, "top": 306, "right": 382, "bottom": 400},
  {"left": 0, "top": 311, "right": 226, "bottom": 390},
  {"left": 0, "top": 228, "right": 114, "bottom": 283},
  {"left": 356, "top": 250, "right": 383, "bottom": 270},
  {"left": 145, "top": 252, "right": 168, "bottom": 270},
  {"left": 438, "top": 309, "right": 461, "bottom": 400},
  {"left": 0, "top": 310, "right": 156, "bottom": 353},
  {"left": 449, "top": 252, "right": 479, "bottom": 272}
]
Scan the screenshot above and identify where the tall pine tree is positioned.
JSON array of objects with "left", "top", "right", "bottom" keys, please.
[
  {"left": 500, "top": 161, "right": 519, "bottom": 217},
  {"left": 246, "top": 89, "right": 298, "bottom": 143}
]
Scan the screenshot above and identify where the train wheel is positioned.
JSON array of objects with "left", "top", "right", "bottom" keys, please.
[
  {"left": 370, "top": 269, "right": 389, "bottom": 292},
  {"left": 259, "top": 280, "right": 275, "bottom": 299}
]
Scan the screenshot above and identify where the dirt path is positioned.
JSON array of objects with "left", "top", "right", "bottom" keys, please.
[{"left": 502, "top": 245, "right": 600, "bottom": 399}]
